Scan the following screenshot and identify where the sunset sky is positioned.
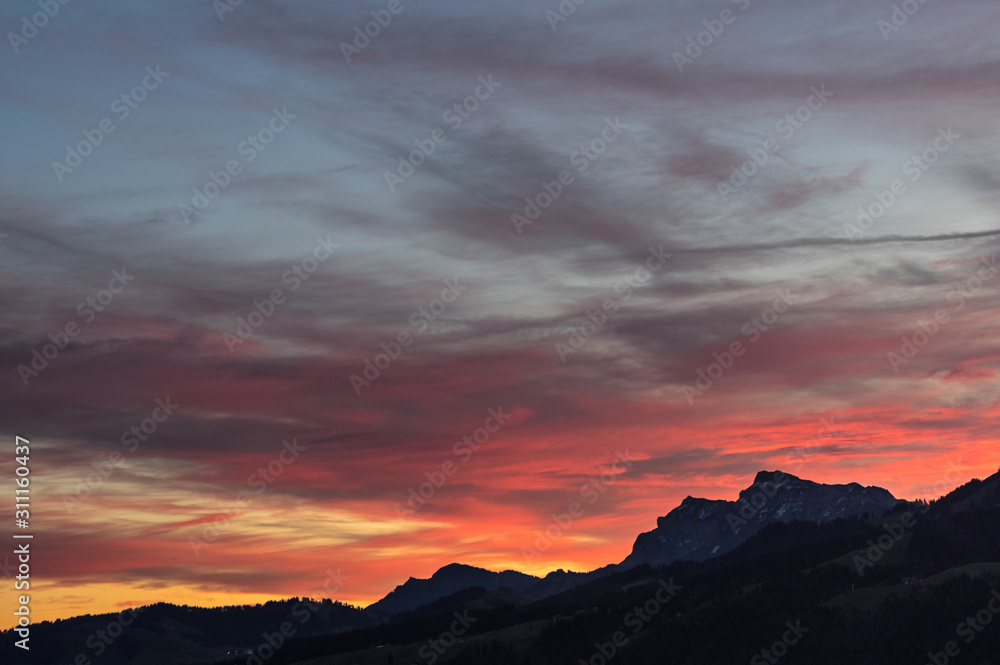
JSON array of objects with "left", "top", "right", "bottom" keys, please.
[{"left": 2, "top": 0, "right": 1000, "bottom": 627}]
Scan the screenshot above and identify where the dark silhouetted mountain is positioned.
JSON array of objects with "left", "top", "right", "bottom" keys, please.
[
  {"left": 1, "top": 598, "right": 374, "bottom": 665},
  {"left": 621, "top": 470, "right": 899, "bottom": 568},
  {"left": 366, "top": 563, "right": 539, "bottom": 617},
  {"left": 927, "top": 467, "right": 1000, "bottom": 515},
  {"left": 367, "top": 472, "right": 901, "bottom": 619},
  {"left": 522, "top": 564, "right": 618, "bottom": 600},
  {"left": 15, "top": 468, "right": 1000, "bottom": 665},
  {"left": 254, "top": 472, "right": 999, "bottom": 665}
]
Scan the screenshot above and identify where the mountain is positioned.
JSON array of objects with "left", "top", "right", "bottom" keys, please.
[
  {"left": 365, "top": 471, "right": 900, "bottom": 618},
  {"left": 621, "top": 470, "right": 899, "bottom": 568},
  {"left": 12, "top": 468, "right": 1000, "bottom": 665},
  {"left": 927, "top": 467, "right": 1000, "bottom": 515},
  {"left": 1, "top": 598, "right": 375, "bottom": 665},
  {"left": 368, "top": 471, "right": 901, "bottom": 617},
  {"left": 366, "top": 563, "right": 540, "bottom": 616},
  {"left": 520, "top": 564, "right": 617, "bottom": 599},
  {"left": 199, "top": 468, "right": 1000, "bottom": 665}
]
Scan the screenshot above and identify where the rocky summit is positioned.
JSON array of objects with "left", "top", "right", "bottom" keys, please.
[{"left": 621, "top": 470, "right": 899, "bottom": 568}]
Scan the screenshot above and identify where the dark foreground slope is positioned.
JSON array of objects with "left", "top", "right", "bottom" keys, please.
[
  {"left": 367, "top": 469, "right": 904, "bottom": 623},
  {"left": 6, "top": 470, "right": 998, "bottom": 665},
  {"left": 194, "top": 469, "right": 1000, "bottom": 665},
  {"left": 1, "top": 600, "right": 375, "bottom": 665}
]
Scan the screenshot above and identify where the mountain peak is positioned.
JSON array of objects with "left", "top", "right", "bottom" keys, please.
[
  {"left": 432, "top": 562, "right": 479, "bottom": 578},
  {"left": 624, "top": 469, "right": 899, "bottom": 569},
  {"left": 753, "top": 470, "right": 799, "bottom": 485},
  {"left": 367, "top": 563, "right": 540, "bottom": 616}
]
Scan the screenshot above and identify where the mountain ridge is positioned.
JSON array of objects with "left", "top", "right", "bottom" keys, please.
[
  {"left": 10, "top": 467, "right": 1000, "bottom": 665},
  {"left": 623, "top": 469, "right": 899, "bottom": 568},
  {"left": 365, "top": 469, "right": 904, "bottom": 617}
]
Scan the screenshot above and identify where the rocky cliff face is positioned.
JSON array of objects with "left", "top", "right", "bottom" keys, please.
[{"left": 621, "top": 470, "right": 899, "bottom": 568}]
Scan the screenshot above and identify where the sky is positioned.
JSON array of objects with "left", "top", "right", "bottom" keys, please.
[{"left": 2, "top": 0, "right": 1000, "bottom": 627}]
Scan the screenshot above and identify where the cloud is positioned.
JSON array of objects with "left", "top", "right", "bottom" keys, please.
[{"left": 3, "top": 0, "right": 1000, "bottom": 626}]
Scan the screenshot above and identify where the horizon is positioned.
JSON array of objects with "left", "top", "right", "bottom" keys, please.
[
  {"left": 3, "top": 464, "right": 988, "bottom": 628},
  {"left": 3, "top": 0, "right": 1000, "bottom": 642}
]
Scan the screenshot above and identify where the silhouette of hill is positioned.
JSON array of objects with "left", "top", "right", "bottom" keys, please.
[
  {"left": 366, "top": 563, "right": 539, "bottom": 617},
  {"left": 7, "top": 468, "right": 1000, "bottom": 665},
  {"left": 367, "top": 470, "right": 901, "bottom": 619},
  {"left": 1, "top": 598, "right": 374, "bottom": 665}
]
